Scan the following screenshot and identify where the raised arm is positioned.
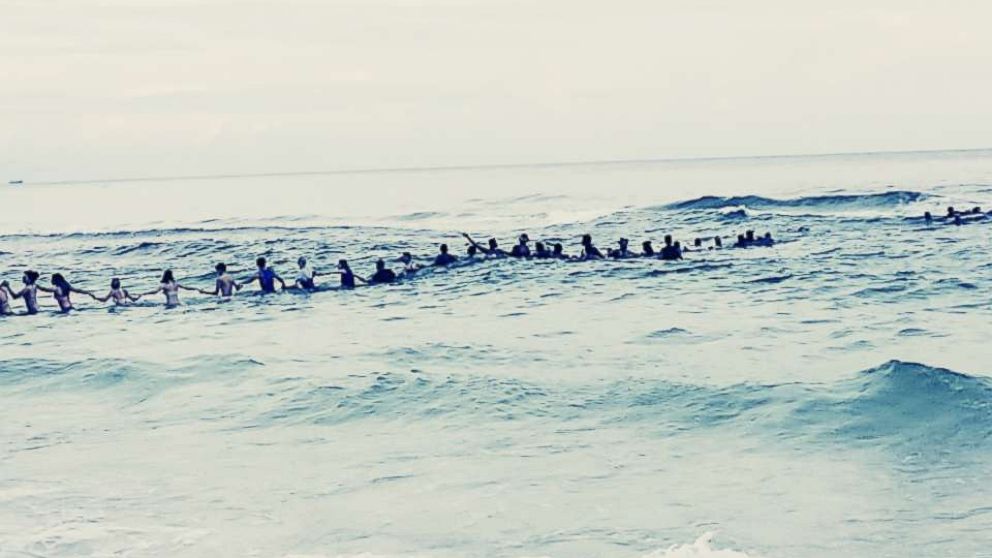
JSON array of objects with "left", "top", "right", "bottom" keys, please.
[{"left": 461, "top": 232, "right": 487, "bottom": 253}]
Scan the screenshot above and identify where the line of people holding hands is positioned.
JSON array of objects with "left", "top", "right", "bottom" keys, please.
[{"left": 0, "top": 229, "right": 774, "bottom": 316}]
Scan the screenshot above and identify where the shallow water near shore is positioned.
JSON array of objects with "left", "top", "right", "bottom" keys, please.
[{"left": 1, "top": 150, "right": 991, "bottom": 557}]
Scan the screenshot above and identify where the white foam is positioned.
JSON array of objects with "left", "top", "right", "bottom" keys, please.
[{"left": 643, "top": 533, "right": 756, "bottom": 558}]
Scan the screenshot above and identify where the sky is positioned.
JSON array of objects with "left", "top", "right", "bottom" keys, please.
[{"left": 3, "top": 0, "right": 991, "bottom": 181}]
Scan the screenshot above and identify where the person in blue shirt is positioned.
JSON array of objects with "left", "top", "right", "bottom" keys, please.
[{"left": 242, "top": 257, "right": 286, "bottom": 293}]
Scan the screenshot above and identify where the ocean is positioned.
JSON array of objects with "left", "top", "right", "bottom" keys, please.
[{"left": 1, "top": 149, "right": 991, "bottom": 557}]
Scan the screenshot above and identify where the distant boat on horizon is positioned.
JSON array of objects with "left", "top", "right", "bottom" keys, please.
[{"left": 8, "top": 180, "right": 23, "bottom": 185}]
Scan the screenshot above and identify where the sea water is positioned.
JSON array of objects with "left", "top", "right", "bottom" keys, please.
[{"left": 1, "top": 150, "right": 991, "bottom": 557}]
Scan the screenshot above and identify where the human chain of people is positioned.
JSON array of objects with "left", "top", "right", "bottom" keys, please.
[{"left": 0, "top": 226, "right": 807, "bottom": 316}]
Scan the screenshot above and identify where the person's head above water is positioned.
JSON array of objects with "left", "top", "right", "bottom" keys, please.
[
  {"left": 535, "top": 241, "right": 546, "bottom": 253},
  {"left": 642, "top": 241, "right": 654, "bottom": 255},
  {"left": 973, "top": 206, "right": 982, "bottom": 214},
  {"left": 581, "top": 234, "right": 593, "bottom": 246},
  {"left": 664, "top": 234, "right": 673, "bottom": 247},
  {"left": 694, "top": 238, "right": 702, "bottom": 247},
  {"left": 553, "top": 243, "right": 564, "bottom": 256},
  {"left": 399, "top": 252, "right": 413, "bottom": 263},
  {"left": 467, "top": 245, "right": 478, "bottom": 256},
  {"left": 488, "top": 238, "right": 498, "bottom": 250},
  {"left": 297, "top": 257, "right": 307, "bottom": 268},
  {"left": 519, "top": 234, "right": 530, "bottom": 244},
  {"left": 924, "top": 211, "right": 933, "bottom": 221},
  {"left": 111, "top": 278, "right": 121, "bottom": 290},
  {"left": 714, "top": 236, "right": 723, "bottom": 247},
  {"left": 737, "top": 234, "right": 746, "bottom": 245},
  {"left": 439, "top": 244, "right": 449, "bottom": 254},
  {"left": 215, "top": 262, "right": 227, "bottom": 274},
  {"left": 337, "top": 259, "right": 350, "bottom": 270},
  {"left": 23, "top": 270, "right": 39, "bottom": 285},
  {"left": 256, "top": 257, "right": 266, "bottom": 269},
  {"left": 161, "top": 269, "right": 175, "bottom": 284},
  {"left": 746, "top": 230, "right": 756, "bottom": 241},
  {"left": 375, "top": 259, "right": 386, "bottom": 270},
  {"left": 619, "top": 238, "right": 629, "bottom": 250},
  {"left": 947, "top": 206, "right": 956, "bottom": 217}
]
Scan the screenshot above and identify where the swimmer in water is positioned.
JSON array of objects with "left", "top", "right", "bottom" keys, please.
[
  {"left": 334, "top": 260, "right": 364, "bottom": 289},
  {"left": 368, "top": 258, "right": 397, "bottom": 284},
  {"left": 0, "top": 281, "right": 12, "bottom": 315},
  {"left": 201, "top": 263, "right": 241, "bottom": 297},
  {"left": 142, "top": 269, "right": 195, "bottom": 307},
  {"left": 552, "top": 243, "right": 567, "bottom": 259},
  {"left": 713, "top": 236, "right": 723, "bottom": 249},
  {"left": 461, "top": 233, "right": 509, "bottom": 257},
  {"left": 533, "top": 241, "right": 552, "bottom": 259},
  {"left": 94, "top": 278, "right": 141, "bottom": 305},
  {"left": 433, "top": 244, "right": 458, "bottom": 266},
  {"left": 3, "top": 270, "right": 41, "bottom": 314},
  {"left": 294, "top": 257, "right": 319, "bottom": 289},
  {"left": 242, "top": 257, "right": 286, "bottom": 293},
  {"left": 580, "top": 234, "right": 604, "bottom": 260},
  {"left": 735, "top": 234, "right": 748, "bottom": 248},
  {"left": 398, "top": 252, "right": 423, "bottom": 274},
  {"left": 924, "top": 211, "right": 933, "bottom": 225},
  {"left": 609, "top": 238, "right": 636, "bottom": 258},
  {"left": 756, "top": 232, "right": 775, "bottom": 246},
  {"left": 510, "top": 234, "right": 531, "bottom": 258},
  {"left": 641, "top": 241, "right": 655, "bottom": 257},
  {"left": 660, "top": 235, "right": 682, "bottom": 260},
  {"left": 49, "top": 273, "right": 94, "bottom": 313}
]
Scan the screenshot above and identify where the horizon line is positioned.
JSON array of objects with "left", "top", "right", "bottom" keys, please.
[{"left": 14, "top": 146, "right": 992, "bottom": 187}]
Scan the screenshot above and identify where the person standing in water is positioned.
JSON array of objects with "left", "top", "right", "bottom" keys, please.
[
  {"left": 48, "top": 273, "right": 94, "bottom": 313},
  {"left": 242, "top": 257, "right": 286, "bottom": 293},
  {"left": 142, "top": 270, "right": 196, "bottom": 307},
  {"left": 433, "top": 244, "right": 458, "bottom": 266},
  {"left": 335, "top": 260, "right": 364, "bottom": 289},
  {"left": 609, "top": 238, "right": 636, "bottom": 258},
  {"left": 580, "top": 234, "right": 604, "bottom": 260},
  {"left": 294, "top": 257, "right": 319, "bottom": 290},
  {"left": 510, "top": 234, "right": 531, "bottom": 258},
  {"left": 0, "top": 281, "right": 13, "bottom": 315},
  {"left": 201, "top": 263, "right": 241, "bottom": 297},
  {"left": 94, "top": 278, "right": 141, "bottom": 305},
  {"left": 398, "top": 252, "right": 423, "bottom": 274},
  {"left": 641, "top": 241, "right": 656, "bottom": 257},
  {"left": 3, "top": 271, "right": 42, "bottom": 314},
  {"left": 368, "top": 259, "right": 397, "bottom": 284}
]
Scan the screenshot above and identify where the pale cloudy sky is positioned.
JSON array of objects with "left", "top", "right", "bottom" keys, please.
[{"left": 3, "top": 0, "right": 991, "bottom": 180}]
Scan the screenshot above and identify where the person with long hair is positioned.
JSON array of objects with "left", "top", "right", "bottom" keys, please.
[
  {"left": 141, "top": 270, "right": 196, "bottom": 307},
  {"left": 49, "top": 273, "right": 95, "bottom": 312},
  {"left": 2, "top": 270, "right": 42, "bottom": 314}
]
